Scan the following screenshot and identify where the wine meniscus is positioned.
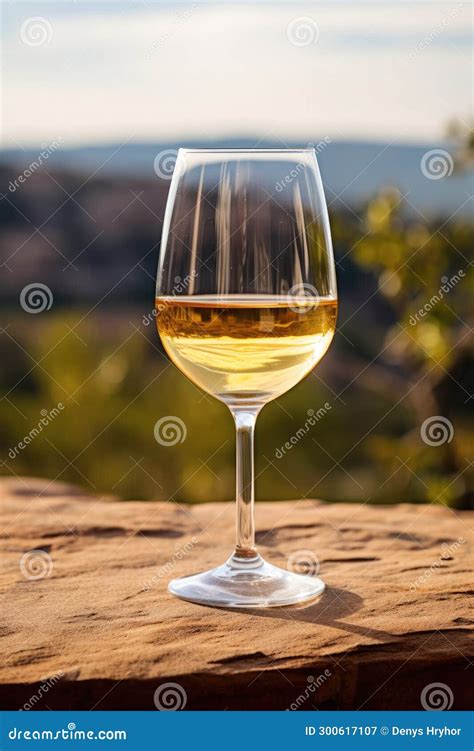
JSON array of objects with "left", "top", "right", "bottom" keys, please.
[{"left": 156, "top": 294, "right": 337, "bottom": 407}]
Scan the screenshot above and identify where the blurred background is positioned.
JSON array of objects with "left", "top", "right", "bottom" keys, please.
[{"left": 0, "top": 1, "right": 472, "bottom": 508}]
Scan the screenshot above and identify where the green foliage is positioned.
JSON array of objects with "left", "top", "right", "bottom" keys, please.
[
  {"left": 336, "top": 190, "right": 473, "bottom": 507},
  {"left": 1, "top": 197, "right": 472, "bottom": 506}
]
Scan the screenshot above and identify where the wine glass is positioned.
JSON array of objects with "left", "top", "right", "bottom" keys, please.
[{"left": 155, "top": 148, "right": 337, "bottom": 608}]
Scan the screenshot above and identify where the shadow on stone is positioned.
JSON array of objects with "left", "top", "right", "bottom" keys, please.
[{"left": 227, "top": 586, "right": 397, "bottom": 642}]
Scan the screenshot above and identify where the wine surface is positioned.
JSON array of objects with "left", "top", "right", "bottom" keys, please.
[{"left": 156, "top": 295, "right": 337, "bottom": 406}]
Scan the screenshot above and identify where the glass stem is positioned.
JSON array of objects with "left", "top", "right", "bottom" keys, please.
[{"left": 232, "top": 409, "right": 259, "bottom": 561}]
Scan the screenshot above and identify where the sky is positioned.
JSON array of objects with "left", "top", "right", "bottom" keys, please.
[{"left": 0, "top": 1, "right": 472, "bottom": 148}]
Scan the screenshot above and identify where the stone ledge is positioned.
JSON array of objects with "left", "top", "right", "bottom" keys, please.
[{"left": 0, "top": 477, "right": 472, "bottom": 710}]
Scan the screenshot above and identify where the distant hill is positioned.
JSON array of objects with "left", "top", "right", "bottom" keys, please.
[{"left": 1, "top": 138, "right": 471, "bottom": 218}]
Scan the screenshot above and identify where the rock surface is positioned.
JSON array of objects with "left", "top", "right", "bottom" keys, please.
[{"left": 0, "top": 477, "right": 472, "bottom": 710}]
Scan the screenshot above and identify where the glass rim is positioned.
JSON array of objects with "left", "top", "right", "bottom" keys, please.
[{"left": 178, "top": 147, "right": 317, "bottom": 154}]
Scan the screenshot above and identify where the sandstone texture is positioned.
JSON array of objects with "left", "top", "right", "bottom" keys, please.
[{"left": 0, "top": 477, "right": 472, "bottom": 710}]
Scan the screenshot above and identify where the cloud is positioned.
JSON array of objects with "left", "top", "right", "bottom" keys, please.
[{"left": 1, "top": 2, "right": 470, "bottom": 146}]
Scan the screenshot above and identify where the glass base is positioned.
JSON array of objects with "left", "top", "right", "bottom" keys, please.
[{"left": 168, "top": 552, "right": 325, "bottom": 608}]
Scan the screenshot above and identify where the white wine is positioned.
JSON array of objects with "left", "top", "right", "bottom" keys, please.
[{"left": 156, "top": 295, "right": 337, "bottom": 406}]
